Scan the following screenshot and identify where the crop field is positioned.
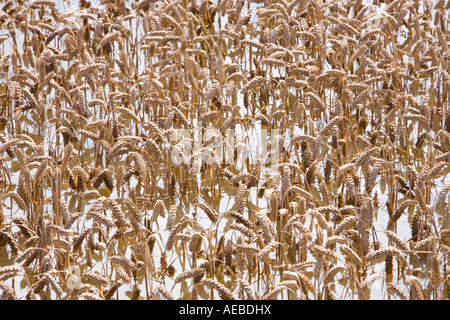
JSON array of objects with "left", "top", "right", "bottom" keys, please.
[{"left": 1, "top": 0, "right": 450, "bottom": 300}]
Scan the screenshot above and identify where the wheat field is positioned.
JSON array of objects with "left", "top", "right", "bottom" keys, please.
[{"left": 0, "top": 0, "right": 450, "bottom": 300}]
